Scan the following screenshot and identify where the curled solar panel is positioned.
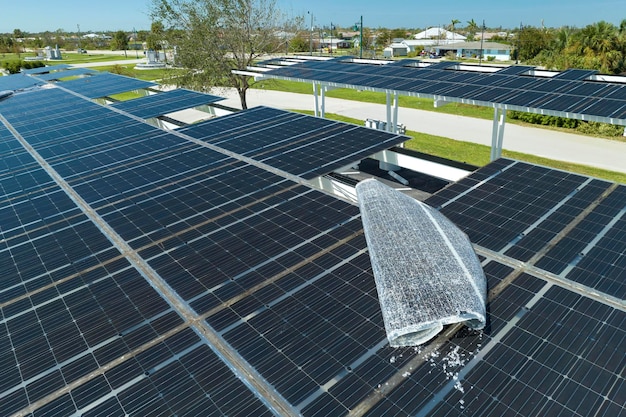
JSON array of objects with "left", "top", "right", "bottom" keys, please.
[{"left": 356, "top": 179, "right": 486, "bottom": 346}]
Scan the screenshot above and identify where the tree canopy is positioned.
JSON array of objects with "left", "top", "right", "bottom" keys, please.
[
  {"left": 518, "top": 20, "right": 626, "bottom": 74},
  {"left": 111, "top": 31, "right": 129, "bottom": 54},
  {"left": 151, "top": 0, "right": 300, "bottom": 109}
]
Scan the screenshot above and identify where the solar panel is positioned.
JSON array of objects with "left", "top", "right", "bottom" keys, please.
[
  {"left": 0, "top": 74, "right": 44, "bottom": 90},
  {"left": 33, "top": 67, "right": 97, "bottom": 81},
  {"left": 22, "top": 64, "right": 71, "bottom": 74},
  {"left": 180, "top": 106, "right": 408, "bottom": 179},
  {"left": 425, "top": 61, "right": 459, "bottom": 70},
  {"left": 1, "top": 77, "right": 625, "bottom": 417},
  {"left": 260, "top": 60, "right": 626, "bottom": 121},
  {"left": 109, "top": 88, "right": 224, "bottom": 119},
  {"left": 58, "top": 72, "right": 156, "bottom": 98},
  {"left": 495, "top": 65, "right": 534, "bottom": 75},
  {"left": 552, "top": 68, "right": 598, "bottom": 80}
]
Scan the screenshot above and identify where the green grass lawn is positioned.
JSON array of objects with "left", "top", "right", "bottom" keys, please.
[
  {"left": 0, "top": 52, "right": 138, "bottom": 65},
  {"left": 294, "top": 110, "right": 626, "bottom": 184}
]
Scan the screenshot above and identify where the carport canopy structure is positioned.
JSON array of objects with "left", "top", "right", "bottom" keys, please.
[{"left": 237, "top": 56, "right": 626, "bottom": 160}]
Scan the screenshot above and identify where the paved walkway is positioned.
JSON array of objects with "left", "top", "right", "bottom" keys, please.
[{"left": 213, "top": 88, "right": 626, "bottom": 175}]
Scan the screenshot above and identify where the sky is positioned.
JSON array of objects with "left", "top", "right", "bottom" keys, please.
[{"left": 1, "top": 0, "right": 625, "bottom": 34}]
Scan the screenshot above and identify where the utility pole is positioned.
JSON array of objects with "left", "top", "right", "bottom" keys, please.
[
  {"left": 516, "top": 22, "right": 522, "bottom": 64},
  {"left": 329, "top": 22, "right": 333, "bottom": 55},
  {"left": 77, "top": 24, "right": 81, "bottom": 51},
  {"left": 479, "top": 19, "right": 485, "bottom": 65},
  {"left": 359, "top": 16, "right": 363, "bottom": 59},
  {"left": 308, "top": 11, "right": 313, "bottom": 56},
  {"left": 134, "top": 27, "right": 139, "bottom": 58}
]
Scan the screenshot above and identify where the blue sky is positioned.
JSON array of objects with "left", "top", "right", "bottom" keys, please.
[{"left": 2, "top": 0, "right": 625, "bottom": 34}]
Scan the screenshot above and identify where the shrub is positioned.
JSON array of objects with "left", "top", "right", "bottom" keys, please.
[{"left": 509, "top": 110, "right": 622, "bottom": 137}]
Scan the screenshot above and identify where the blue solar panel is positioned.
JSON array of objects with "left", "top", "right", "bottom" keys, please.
[
  {"left": 34, "top": 68, "right": 97, "bottom": 81},
  {"left": 22, "top": 64, "right": 71, "bottom": 74},
  {"left": 58, "top": 72, "right": 156, "bottom": 98},
  {"left": 0, "top": 74, "right": 44, "bottom": 90},
  {"left": 1, "top": 76, "right": 624, "bottom": 417},
  {"left": 110, "top": 88, "right": 224, "bottom": 119}
]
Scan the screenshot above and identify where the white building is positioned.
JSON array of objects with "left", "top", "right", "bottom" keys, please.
[
  {"left": 434, "top": 41, "right": 512, "bottom": 61},
  {"left": 414, "top": 27, "right": 466, "bottom": 44}
]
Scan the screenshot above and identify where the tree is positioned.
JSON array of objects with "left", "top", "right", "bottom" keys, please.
[
  {"left": 151, "top": 0, "right": 299, "bottom": 109},
  {"left": 377, "top": 28, "right": 391, "bottom": 47},
  {"left": 449, "top": 19, "right": 460, "bottom": 42},
  {"left": 289, "top": 33, "right": 309, "bottom": 52},
  {"left": 565, "top": 21, "right": 624, "bottom": 74},
  {"left": 516, "top": 25, "right": 552, "bottom": 62},
  {"left": 466, "top": 19, "right": 479, "bottom": 41},
  {"left": 112, "top": 31, "right": 129, "bottom": 56},
  {"left": 147, "top": 21, "right": 164, "bottom": 51}
]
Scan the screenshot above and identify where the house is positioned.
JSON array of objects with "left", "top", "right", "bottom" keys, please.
[
  {"left": 414, "top": 27, "right": 466, "bottom": 44},
  {"left": 383, "top": 40, "right": 410, "bottom": 57},
  {"left": 434, "top": 41, "right": 512, "bottom": 61}
]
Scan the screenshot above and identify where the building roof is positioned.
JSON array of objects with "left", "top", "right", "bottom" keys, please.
[
  {"left": 437, "top": 41, "right": 512, "bottom": 50},
  {"left": 414, "top": 27, "right": 467, "bottom": 41}
]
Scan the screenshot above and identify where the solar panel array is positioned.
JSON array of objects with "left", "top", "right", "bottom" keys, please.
[
  {"left": 21, "top": 64, "right": 71, "bottom": 75},
  {"left": 0, "top": 79, "right": 624, "bottom": 417},
  {"left": 0, "top": 74, "right": 44, "bottom": 91},
  {"left": 109, "top": 88, "right": 224, "bottom": 119},
  {"left": 34, "top": 68, "right": 97, "bottom": 81},
  {"left": 180, "top": 106, "right": 407, "bottom": 179},
  {"left": 260, "top": 59, "right": 626, "bottom": 121},
  {"left": 55, "top": 72, "right": 156, "bottom": 98}
]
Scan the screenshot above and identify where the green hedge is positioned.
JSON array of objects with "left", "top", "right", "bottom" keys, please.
[
  {"left": 509, "top": 110, "right": 623, "bottom": 137},
  {"left": 1, "top": 60, "right": 45, "bottom": 74}
]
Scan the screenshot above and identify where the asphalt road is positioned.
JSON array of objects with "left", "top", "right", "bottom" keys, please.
[{"left": 213, "top": 88, "right": 626, "bottom": 175}]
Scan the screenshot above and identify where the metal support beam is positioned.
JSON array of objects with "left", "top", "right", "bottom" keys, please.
[
  {"left": 491, "top": 107, "right": 507, "bottom": 160},
  {"left": 386, "top": 91, "right": 392, "bottom": 132},
  {"left": 321, "top": 85, "right": 326, "bottom": 118},
  {"left": 393, "top": 92, "right": 399, "bottom": 133},
  {"left": 313, "top": 82, "right": 319, "bottom": 117}
]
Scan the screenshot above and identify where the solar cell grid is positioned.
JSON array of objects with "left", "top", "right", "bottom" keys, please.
[
  {"left": 3, "top": 64, "right": 626, "bottom": 417},
  {"left": 428, "top": 283, "right": 626, "bottom": 417},
  {"left": 535, "top": 184, "right": 626, "bottom": 298},
  {"left": 0, "top": 74, "right": 44, "bottom": 90},
  {"left": 495, "top": 65, "right": 534, "bottom": 75},
  {"left": 109, "top": 88, "right": 224, "bottom": 119},
  {"left": 34, "top": 68, "right": 97, "bottom": 81},
  {"left": 58, "top": 72, "right": 156, "bottom": 98},
  {"left": 552, "top": 68, "right": 598, "bottom": 80},
  {"left": 22, "top": 64, "right": 71, "bottom": 74}
]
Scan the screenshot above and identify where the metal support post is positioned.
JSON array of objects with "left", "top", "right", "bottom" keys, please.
[
  {"left": 393, "top": 92, "right": 399, "bottom": 133},
  {"left": 320, "top": 85, "right": 326, "bottom": 118},
  {"left": 491, "top": 107, "right": 506, "bottom": 160},
  {"left": 386, "top": 91, "right": 392, "bottom": 132},
  {"left": 359, "top": 16, "right": 363, "bottom": 59},
  {"left": 313, "top": 83, "right": 319, "bottom": 117}
]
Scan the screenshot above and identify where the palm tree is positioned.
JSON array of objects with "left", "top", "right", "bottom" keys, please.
[
  {"left": 466, "top": 19, "right": 479, "bottom": 41},
  {"left": 449, "top": 19, "right": 461, "bottom": 43}
]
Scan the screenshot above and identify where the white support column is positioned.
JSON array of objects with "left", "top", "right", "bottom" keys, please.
[
  {"left": 393, "top": 91, "right": 399, "bottom": 133},
  {"left": 496, "top": 109, "right": 507, "bottom": 159},
  {"left": 313, "top": 82, "right": 319, "bottom": 117},
  {"left": 321, "top": 85, "right": 326, "bottom": 118},
  {"left": 386, "top": 91, "right": 392, "bottom": 132},
  {"left": 490, "top": 107, "right": 506, "bottom": 160}
]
